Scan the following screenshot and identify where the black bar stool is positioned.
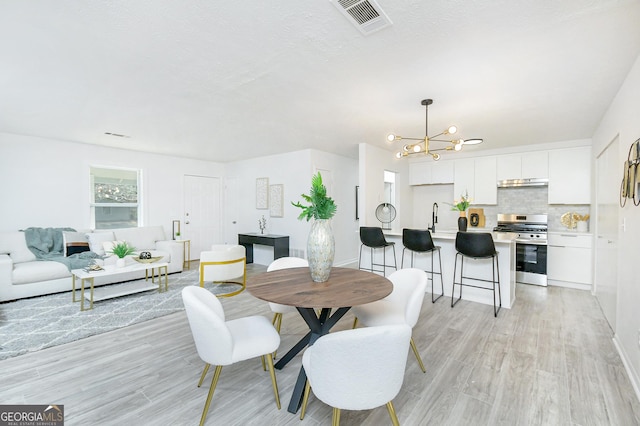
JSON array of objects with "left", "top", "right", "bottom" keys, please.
[
  {"left": 451, "top": 232, "right": 501, "bottom": 317},
  {"left": 358, "top": 227, "right": 397, "bottom": 276},
  {"left": 401, "top": 228, "right": 444, "bottom": 303}
]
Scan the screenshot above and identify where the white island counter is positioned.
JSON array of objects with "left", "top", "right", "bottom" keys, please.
[{"left": 360, "top": 230, "right": 518, "bottom": 309}]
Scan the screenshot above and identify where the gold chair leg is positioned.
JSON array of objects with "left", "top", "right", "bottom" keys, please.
[
  {"left": 332, "top": 407, "right": 341, "bottom": 426},
  {"left": 386, "top": 401, "right": 400, "bottom": 426},
  {"left": 272, "top": 312, "right": 283, "bottom": 333},
  {"left": 198, "top": 364, "right": 211, "bottom": 387},
  {"left": 271, "top": 313, "right": 282, "bottom": 358},
  {"left": 300, "top": 380, "right": 311, "bottom": 420},
  {"left": 261, "top": 354, "right": 266, "bottom": 371},
  {"left": 265, "top": 353, "right": 281, "bottom": 409},
  {"left": 410, "top": 337, "right": 426, "bottom": 373},
  {"left": 352, "top": 317, "right": 359, "bottom": 329},
  {"left": 199, "top": 365, "right": 222, "bottom": 426}
]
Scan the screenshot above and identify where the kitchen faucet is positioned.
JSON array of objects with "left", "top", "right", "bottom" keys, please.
[{"left": 429, "top": 202, "right": 438, "bottom": 233}]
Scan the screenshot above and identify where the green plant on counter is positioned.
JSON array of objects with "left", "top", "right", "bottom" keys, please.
[
  {"left": 448, "top": 190, "right": 471, "bottom": 212},
  {"left": 292, "top": 172, "right": 337, "bottom": 221},
  {"left": 109, "top": 241, "right": 136, "bottom": 258}
]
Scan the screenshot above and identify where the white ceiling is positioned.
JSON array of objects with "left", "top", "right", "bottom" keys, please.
[{"left": 1, "top": 0, "right": 640, "bottom": 162}]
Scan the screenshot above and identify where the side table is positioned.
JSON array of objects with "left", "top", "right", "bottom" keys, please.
[{"left": 175, "top": 239, "right": 191, "bottom": 270}]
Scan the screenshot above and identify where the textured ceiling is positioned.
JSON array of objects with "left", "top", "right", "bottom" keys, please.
[{"left": 1, "top": 0, "right": 640, "bottom": 162}]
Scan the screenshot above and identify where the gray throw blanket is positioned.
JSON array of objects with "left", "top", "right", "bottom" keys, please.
[{"left": 22, "top": 227, "right": 101, "bottom": 271}]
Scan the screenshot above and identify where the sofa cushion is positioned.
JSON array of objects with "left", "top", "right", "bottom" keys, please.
[
  {"left": 86, "top": 231, "right": 115, "bottom": 256},
  {"left": 0, "top": 231, "right": 37, "bottom": 264},
  {"left": 63, "top": 231, "right": 90, "bottom": 256},
  {"left": 113, "top": 226, "right": 165, "bottom": 251},
  {"left": 13, "top": 260, "right": 70, "bottom": 285}
]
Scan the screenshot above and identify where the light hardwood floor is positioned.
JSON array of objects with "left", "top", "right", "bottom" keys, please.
[{"left": 1, "top": 264, "right": 639, "bottom": 425}]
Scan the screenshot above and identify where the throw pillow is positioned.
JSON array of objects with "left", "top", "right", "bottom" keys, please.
[
  {"left": 63, "top": 231, "right": 90, "bottom": 257},
  {"left": 85, "top": 231, "right": 115, "bottom": 256}
]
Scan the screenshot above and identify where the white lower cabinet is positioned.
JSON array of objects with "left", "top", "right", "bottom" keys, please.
[{"left": 547, "top": 233, "right": 593, "bottom": 288}]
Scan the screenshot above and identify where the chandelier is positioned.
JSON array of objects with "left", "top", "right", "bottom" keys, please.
[{"left": 388, "top": 99, "right": 483, "bottom": 160}]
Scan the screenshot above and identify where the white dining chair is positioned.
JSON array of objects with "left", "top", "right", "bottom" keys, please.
[
  {"left": 300, "top": 324, "right": 412, "bottom": 425},
  {"left": 181, "top": 286, "right": 281, "bottom": 426},
  {"left": 352, "top": 268, "right": 428, "bottom": 373},
  {"left": 266, "top": 257, "right": 309, "bottom": 334}
]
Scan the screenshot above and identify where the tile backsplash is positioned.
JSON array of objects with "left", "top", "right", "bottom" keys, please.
[
  {"left": 412, "top": 184, "right": 591, "bottom": 232},
  {"left": 478, "top": 186, "right": 591, "bottom": 232}
]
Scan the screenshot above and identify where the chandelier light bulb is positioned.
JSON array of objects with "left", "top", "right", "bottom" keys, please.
[{"left": 387, "top": 98, "right": 482, "bottom": 160}]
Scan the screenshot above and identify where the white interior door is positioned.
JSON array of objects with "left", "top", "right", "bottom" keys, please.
[
  {"left": 595, "top": 136, "right": 619, "bottom": 331},
  {"left": 223, "top": 177, "right": 239, "bottom": 245},
  {"left": 184, "top": 175, "right": 222, "bottom": 260}
]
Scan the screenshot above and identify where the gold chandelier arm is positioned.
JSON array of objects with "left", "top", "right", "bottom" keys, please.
[{"left": 394, "top": 136, "right": 425, "bottom": 142}]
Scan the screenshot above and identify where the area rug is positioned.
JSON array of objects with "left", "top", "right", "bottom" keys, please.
[{"left": 0, "top": 264, "right": 243, "bottom": 360}]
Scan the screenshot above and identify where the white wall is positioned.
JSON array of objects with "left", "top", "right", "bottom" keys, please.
[
  {"left": 0, "top": 132, "right": 225, "bottom": 237},
  {"left": 358, "top": 143, "right": 411, "bottom": 231},
  {"left": 592, "top": 52, "right": 640, "bottom": 396},
  {"left": 226, "top": 149, "right": 358, "bottom": 266}
]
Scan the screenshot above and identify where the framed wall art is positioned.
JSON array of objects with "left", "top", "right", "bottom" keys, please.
[
  {"left": 256, "top": 177, "right": 269, "bottom": 209},
  {"left": 269, "top": 184, "right": 284, "bottom": 217}
]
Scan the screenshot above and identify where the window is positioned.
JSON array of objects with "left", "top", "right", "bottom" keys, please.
[
  {"left": 90, "top": 166, "right": 141, "bottom": 229},
  {"left": 384, "top": 170, "right": 396, "bottom": 205}
]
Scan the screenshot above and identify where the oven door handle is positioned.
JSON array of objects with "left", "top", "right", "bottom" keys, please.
[{"left": 516, "top": 240, "right": 548, "bottom": 246}]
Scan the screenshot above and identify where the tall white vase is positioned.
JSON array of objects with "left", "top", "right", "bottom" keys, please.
[{"left": 307, "top": 219, "right": 335, "bottom": 282}]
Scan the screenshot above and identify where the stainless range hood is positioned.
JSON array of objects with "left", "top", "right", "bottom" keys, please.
[{"left": 497, "top": 178, "right": 549, "bottom": 188}]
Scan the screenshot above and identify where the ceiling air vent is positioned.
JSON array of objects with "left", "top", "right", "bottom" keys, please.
[{"left": 331, "top": 0, "right": 392, "bottom": 35}]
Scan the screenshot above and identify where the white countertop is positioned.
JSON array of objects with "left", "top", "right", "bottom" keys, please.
[{"left": 383, "top": 229, "right": 518, "bottom": 243}]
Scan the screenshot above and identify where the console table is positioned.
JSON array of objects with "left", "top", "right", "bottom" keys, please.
[{"left": 238, "top": 233, "right": 290, "bottom": 264}]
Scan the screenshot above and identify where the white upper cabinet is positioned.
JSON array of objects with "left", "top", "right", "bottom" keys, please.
[
  {"left": 548, "top": 146, "right": 591, "bottom": 204},
  {"left": 474, "top": 156, "right": 497, "bottom": 204},
  {"left": 496, "top": 151, "right": 549, "bottom": 181},
  {"left": 454, "top": 157, "right": 497, "bottom": 205},
  {"left": 409, "top": 160, "right": 454, "bottom": 185},
  {"left": 522, "top": 151, "right": 549, "bottom": 179}
]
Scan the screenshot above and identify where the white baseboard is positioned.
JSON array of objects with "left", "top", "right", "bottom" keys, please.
[
  {"left": 613, "top": 334, "right": 640, "bottom": 403},
  {"left": 547, "top": 279, "right": 591, "bottom": 291}
]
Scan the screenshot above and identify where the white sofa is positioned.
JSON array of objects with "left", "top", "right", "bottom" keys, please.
[{"left": 0, "top": 226, "right": 184, "bottom": 302}]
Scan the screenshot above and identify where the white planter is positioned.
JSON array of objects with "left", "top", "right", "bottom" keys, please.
[
  {"left": 307, "top": 219, "right": 335, "bottom": 282},
  {"left": 116, "top": 258, "right": 126, "bottom": 268}
]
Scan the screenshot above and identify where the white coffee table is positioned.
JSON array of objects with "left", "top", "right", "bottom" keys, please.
[{"left": 71, "top": 262, "right": 169, "bottom": 311}]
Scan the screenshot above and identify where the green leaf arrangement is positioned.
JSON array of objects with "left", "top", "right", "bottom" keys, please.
[
  {"left": 291, "top": 172, "right": 337, "bottom": 221},
  {"left": 448, "top": 190, "right": 471, "bottom": 212},
  {"left": 109, "top": 241, "right": 136, "bottom": 258}
]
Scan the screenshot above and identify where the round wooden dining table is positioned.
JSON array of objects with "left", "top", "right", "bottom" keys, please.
[{"left": 247, "top": 266, "right": 393, "bottom": 414}]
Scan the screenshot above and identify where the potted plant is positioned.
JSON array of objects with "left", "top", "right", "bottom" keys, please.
[
  {"left": 109, "top": 241, "right": 136, "bottom": 267},
  {"left": 292, "top": 172, "right": 337, "bottom": 282},
  {"left": 448, "top": 190, "right": 471, "bottom": 231}
]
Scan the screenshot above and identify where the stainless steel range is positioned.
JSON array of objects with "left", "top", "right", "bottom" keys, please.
[{"left": 494, "top": 214, "right": 548, "bottom": 286}]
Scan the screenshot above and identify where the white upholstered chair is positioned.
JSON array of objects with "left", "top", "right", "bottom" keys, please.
[
  {"left": 266, "top": 257, "right": 309, "bottom": 333},
  {"left": 351, "top": 268, "right": 428, "bottom": 373},
  {"left": 199, "top": 244, "right": 246, "bottom": 297},
  {"left": 181, "top": 286, "right": 281, "bottom": 426},
  {"left": 300, "top": 324, "right": 412, "bottom": 425}
]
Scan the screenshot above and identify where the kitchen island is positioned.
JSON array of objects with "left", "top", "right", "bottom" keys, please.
[{"left": 360, "top": 230, "right": 517, "bottom": 309}]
